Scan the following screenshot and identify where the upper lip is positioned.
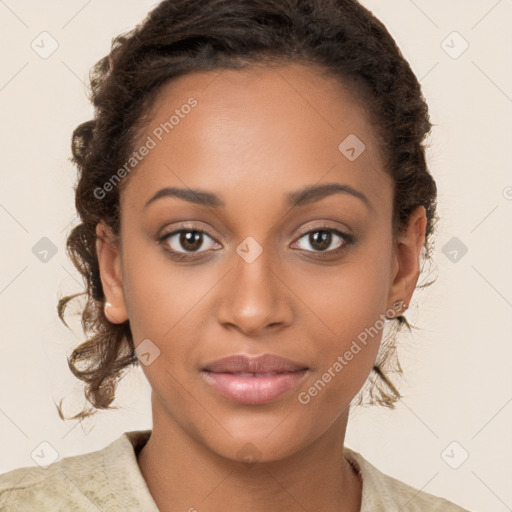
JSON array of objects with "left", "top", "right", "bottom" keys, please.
[{"left": 202, "top": 353, "right": 308, "bottom": 373}]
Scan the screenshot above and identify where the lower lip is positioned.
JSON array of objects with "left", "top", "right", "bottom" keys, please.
[{"left": 201, "top": 370, "right": 308, "bottom": 405}]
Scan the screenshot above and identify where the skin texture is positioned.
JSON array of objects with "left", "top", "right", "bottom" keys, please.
[{"left": 96, "top": 63, "right": 426, "bottom": 511}]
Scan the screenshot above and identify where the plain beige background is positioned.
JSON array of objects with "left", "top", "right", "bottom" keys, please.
[{"left": 1, "top": 1, "right": 511, "bottom": 511}]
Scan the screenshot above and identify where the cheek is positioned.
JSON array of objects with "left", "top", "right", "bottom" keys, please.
[
  {"left": 293, "top": 248, "right": 391, "bottom": 343},
  {"left": 120, "top": 237, "right": 224, "bottom": 379},
  {"left": 121, "top": 234, "right": 205, "bottom": 336},
  {"left": 280, "top": 267, "right": 387, "bottom": 449},
  {"left": 291, "top": 245, "right": 392, "bottom": 399}
]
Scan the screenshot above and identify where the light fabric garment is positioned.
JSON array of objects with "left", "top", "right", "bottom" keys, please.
[{"left": 0, "top": 429, "right": 472, "bottom": 511}]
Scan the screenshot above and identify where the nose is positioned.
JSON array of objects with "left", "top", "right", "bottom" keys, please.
[{"left": 216, "top": 249, "right": 294, "bottom": 337}]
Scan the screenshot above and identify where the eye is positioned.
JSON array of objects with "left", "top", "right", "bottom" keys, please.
[
  {"left": 157, "top": 223, "right": 354, "bottom": 261},
  {"left": 291, "top": 226, "right": 353, "bottom": 255},
  {"left": 158, "top": 226, "right": 220, "bottom": 255}
]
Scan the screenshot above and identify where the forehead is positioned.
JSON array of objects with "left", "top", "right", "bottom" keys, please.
[{"left": 122, "top": 62, "right": 391, "bottom": 215}]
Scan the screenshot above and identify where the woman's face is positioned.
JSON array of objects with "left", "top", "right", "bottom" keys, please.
[{"left": 98, "top": 63, "right": 425, "bottom": 462}]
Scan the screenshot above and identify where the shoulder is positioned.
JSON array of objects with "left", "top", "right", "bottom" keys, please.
[
  {"left": 0, "top": 443, "right": 111, "bottom": 511},
  {"left": 344, "top": 447, "right": 473, "bottom": 512},
  {"left": 0, "top": 431, "right": 143, "bottom": 511}
]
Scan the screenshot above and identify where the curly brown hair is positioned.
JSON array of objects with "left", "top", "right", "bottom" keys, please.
[{"left": 56, "top": 0, "right": 438, "bottom": 421}]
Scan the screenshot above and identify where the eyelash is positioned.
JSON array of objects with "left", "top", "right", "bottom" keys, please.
[{"left": 157, "top": 224, "right": 354, "bottom": 260}]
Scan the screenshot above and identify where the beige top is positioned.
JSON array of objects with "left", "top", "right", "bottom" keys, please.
[{"left": 0, "top": 429, "right": 471, "bottom": 511}]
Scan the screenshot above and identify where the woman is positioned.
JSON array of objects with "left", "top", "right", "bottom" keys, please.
[{"left": 0, "top": 0, "right": 472, "bottom": 510}]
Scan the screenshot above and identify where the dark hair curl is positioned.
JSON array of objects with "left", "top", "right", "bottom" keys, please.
[{"left": 56, "top": 0, "right": 438, "bottom": 421}]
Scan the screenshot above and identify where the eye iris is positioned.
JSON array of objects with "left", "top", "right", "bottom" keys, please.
[
  {"left": 310, "top": 230, "right": 331, "bottom": 251},
  {"left": 180, "top": 231, "right": 203, "bottom": 251}
]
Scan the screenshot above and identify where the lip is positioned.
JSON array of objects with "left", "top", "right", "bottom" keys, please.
[
  {"left": 202, "top": 353, "right": 308, "bottom": 373},
  {"left": 201, "top": 353, "right": 309, "bottom": 405}
]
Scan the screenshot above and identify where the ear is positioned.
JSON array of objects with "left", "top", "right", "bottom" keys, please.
[
  {"left": 95, "top": 221, "right": 129, "bottom": 324},
  {"left": 387, "top": 205, "right": 427, "bottom": 317}
]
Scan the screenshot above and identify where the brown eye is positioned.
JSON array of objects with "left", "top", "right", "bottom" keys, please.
[
  {"left": 306, "top": 230, "right": 334, "bottom": 252},
  {"left": 160, "top": 229, "right": 217, "bottom": 254},
  {"left": 292, "top": 227, "right": 354, "bottom": 255}
]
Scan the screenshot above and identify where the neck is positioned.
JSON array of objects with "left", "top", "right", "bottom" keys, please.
[{"left": 136, "top": 405, "right": 362, "bottom": 512}]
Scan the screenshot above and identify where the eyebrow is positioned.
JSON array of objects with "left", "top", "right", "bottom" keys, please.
[{"left": 143, "top": 182, "right": 372, "bottom": 211}]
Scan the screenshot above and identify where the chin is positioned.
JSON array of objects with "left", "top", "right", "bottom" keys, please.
[{"left": 203, "top": 412, "right": 315, "bottom": 464}]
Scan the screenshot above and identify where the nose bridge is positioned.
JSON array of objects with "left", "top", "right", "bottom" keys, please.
[{"left": 216, "top": 235, "right": 292, "bottom": 333}]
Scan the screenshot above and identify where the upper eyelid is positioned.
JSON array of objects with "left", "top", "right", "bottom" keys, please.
[{"left": 161, "top": 222, "right": 350, "bottom": 239}]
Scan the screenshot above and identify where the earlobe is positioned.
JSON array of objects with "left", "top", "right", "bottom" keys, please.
[
  {"left": 95, "top": 222, "right": 129, "bottom": 324},
  {"left": 388, "top": 206, "right": 427, "bottom": 312}
]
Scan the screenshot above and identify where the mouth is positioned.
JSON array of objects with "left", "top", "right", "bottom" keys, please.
[{"left": 201, "top": 353, "right": 309, "bottom": 405}]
